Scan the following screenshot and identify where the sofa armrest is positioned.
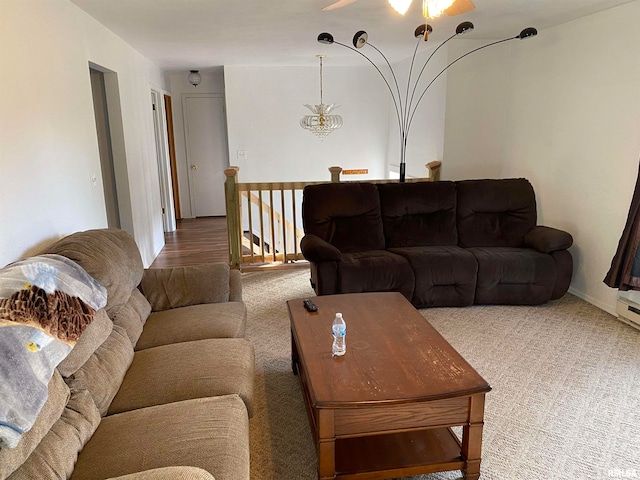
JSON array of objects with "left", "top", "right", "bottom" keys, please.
[
  {"left": 524, "top": 226, "right": 573, "bottom": 253},
  {"left": 140, "top": 263, "right": 236, "bottom": 312},
  {"left": 300, "top": 234, "right": 342, "bottom": 262},
  {"left": 106, "top": 467, "right": 215, "bottom": 480}
]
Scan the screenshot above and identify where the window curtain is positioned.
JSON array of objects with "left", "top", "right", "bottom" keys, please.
[{"left": 604, "top": 160, "right": 640, "bottom": 290}]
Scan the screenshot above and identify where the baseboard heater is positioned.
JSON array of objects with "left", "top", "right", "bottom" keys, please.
[{"left": 616, "top": 298, "right": 640, "bottom": 331}]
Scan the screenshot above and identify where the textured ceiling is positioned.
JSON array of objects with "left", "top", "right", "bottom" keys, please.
[{"left": 71, "top": 0, "right": 635, "bottom": 69}]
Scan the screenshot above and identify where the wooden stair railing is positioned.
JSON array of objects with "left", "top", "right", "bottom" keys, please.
[{"left": 224, "top": 162, "right": 441, "bottom": 269}]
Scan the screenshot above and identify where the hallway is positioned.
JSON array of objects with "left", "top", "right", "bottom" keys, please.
[{"left": 151, "top": 217, "right": 229, "bottom": 268}]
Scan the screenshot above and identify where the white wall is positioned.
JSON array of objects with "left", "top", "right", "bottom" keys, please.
[
  {"left": 224, "top": 65, "right": 390, "bottom": 183},
  {"left": 0, "top": 0, "right": 167, "bottom": 267},
  {"left": 443, "top": 2, "right": 640, "bottom": 314}
]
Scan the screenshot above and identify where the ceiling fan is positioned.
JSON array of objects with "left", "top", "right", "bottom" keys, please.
[{"left": 322, "top": 0, "right": 475, "bottom": 18}]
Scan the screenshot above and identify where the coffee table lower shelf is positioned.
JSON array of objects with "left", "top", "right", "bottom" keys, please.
[{"left": 334, "top": 427, "right": 465, "bottom": 479}]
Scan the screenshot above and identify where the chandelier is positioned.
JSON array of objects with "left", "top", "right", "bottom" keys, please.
[{"left": 300, "top": 55, "right": 343, "bottom": 139}]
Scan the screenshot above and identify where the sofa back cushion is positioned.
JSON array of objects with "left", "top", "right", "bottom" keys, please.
[
  {"left": 0, "top": 371, "right": 69, "bottom": 479},
  {"left": 456, "top": 178, "right": 537, "bottom": 248},
  {"left": 42, "top": 228, "right": 144, "bottom": 316},
  {"left": 303, "top": 183, "right": 385, "bottom": 253},
  {"left": 8, "top": 389, "right": 101, "bottom": 480},
  {"left": 378, "top": 181, "right": 458, "bottom": 248}
]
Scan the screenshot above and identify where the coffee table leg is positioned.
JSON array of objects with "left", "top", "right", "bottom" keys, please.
[
  {"left": 317, "top": 409, "right": 336, "bottom": 480},
  {"left": 461, "top": 394, "right": 486, "bottom": 480}
]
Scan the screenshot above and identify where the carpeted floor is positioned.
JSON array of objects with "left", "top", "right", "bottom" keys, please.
[{"left": 242, "top": 269, "right": 640, "bottom": 480}]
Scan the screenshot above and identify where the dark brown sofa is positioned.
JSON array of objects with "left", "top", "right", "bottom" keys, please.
[{"left": 300, "top": 178, "right": 573, "bottom": 308}]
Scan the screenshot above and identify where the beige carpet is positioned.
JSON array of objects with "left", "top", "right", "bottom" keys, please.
[{"left": 242, "top": 269, "right": 640, "bottom": 480}]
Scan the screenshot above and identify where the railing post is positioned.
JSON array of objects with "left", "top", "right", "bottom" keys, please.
[
  {"left": 426, "top": 161, "right": 441, "bottom": 181},
  {"left": 329, "top": 166, "right": 342, "bottom": 183},
  {"left": 224, "top": 166, "right": 242, "bottom": 269}
]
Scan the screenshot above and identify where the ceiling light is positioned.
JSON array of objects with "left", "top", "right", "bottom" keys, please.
[
  {"left": 388, "top": 0, "right": 413, "bottom": 15},
  {"left": 187, "top": 70, "right": 201, "bottom": 87},
  {"left": 300, "top": 55, "right": 343, "bottom": 139}
]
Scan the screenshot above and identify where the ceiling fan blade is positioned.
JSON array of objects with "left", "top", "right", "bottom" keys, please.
[
  {"left": 445, "top": 0, "right": 475, "bottom": 16},
  {"left": 322, "top": 0, "right": 359, "bottom": 11}
]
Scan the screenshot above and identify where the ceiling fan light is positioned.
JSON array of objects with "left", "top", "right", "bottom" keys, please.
[
  {"left": 388, "top": 0, "right": 413, "bottom": 15},
  {"left": 422, "top": 0, "right": 456, "bottom": 19}
]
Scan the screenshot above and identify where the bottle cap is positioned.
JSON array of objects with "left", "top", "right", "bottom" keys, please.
[{"left": 336, "top": 312, "right": 342, "bottom": 318}]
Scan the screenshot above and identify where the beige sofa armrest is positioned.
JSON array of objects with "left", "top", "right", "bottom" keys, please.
[
  {"left": 229, "top": 268, "right": 243, "bottom": 303},
  {"left": 106, "top": 467, "right": 215, "bottom": 480},
  {"left": 140, "top": 263, "right": 238, "bottom": 312}
]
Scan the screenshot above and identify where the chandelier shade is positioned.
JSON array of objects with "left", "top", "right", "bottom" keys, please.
[{"left": 300, "top": 55, "right": 343, "bottom": 139}]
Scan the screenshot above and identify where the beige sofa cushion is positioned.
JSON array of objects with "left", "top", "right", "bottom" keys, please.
[
  {"left": 0, "top": 371, "right": 69, "bottom": 479},
  {"left": 58, "top": 309, "right": 113, "bottom": 377},
  {"left": 42, "top": 228, "right": 144, "bottom": 315},
  {"left": 67, "top": 325, "right": 134, "bottom": 416},
  {"left": 135, "top": 302, "right": 246, "bottom": 351},
  {"left": 107, "top": 467, "right": 215, "bottom": 480},
  {"left": 8, "top": 388, "right": 100, "bottom": 480},
  {"left": 140, "top": 264, "right": 231, "bottom": 311},
  {"left": 71, "top": 395, "right": 249, "bottom": 480},
  {"left": 108, "top": 339, "right": 255, "bottom": 417},
  {"left": 111, "top": 289, "right": 152, "bottom": 347}
]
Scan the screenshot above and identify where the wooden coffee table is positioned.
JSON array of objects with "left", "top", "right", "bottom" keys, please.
[{"left": 287, "top": 292, "right": 491, "bottom": 480}]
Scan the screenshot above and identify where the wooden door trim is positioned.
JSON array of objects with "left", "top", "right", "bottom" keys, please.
[{"left": 164, "top": 94, "right": 181, "bottom": 219}]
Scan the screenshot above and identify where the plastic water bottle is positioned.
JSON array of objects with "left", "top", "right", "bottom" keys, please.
[{"left": 332, "top": 313, "right": 346, "bottom": 356}]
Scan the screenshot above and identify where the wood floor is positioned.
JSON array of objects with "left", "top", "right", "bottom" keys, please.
[{"left": 151, "top": 217, "right": 229, "bottom": 268}]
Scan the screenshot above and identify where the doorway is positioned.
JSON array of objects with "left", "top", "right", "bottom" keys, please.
[
  {"left": 90, "top": 68, "right": 120, "bottom": 228},
  {"left": 88, "top": 64, "right": 134, "bottom": 235},
  {"left": 182, "top": 93, "right": 229, "bottom": 217},
  {"left": 151, "top": 89, "right": 176, "bottom": 232}
]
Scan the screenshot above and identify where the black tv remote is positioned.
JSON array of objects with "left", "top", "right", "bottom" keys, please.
[{"left": 303, "top": 299, "right": 318, "bottom": 312}]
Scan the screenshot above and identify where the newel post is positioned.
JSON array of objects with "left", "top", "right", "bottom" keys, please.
[
  {"left": 329, "top": 166, "right": 342, "bottom": 183},
  {"left": 224, "top": 166, "right": 242, "bottom": 269},
  {"left": 426, "top": 161, "right": 442, "bottom": 182}
]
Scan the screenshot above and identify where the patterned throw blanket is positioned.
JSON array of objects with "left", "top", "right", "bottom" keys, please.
[{"left": 0, "top": 254, "right": 107, "bottom": 448}]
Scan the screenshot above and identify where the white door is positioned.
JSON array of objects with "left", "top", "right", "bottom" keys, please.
[{"left": 183, "top": 94, "right": 228, "bottom": 217}]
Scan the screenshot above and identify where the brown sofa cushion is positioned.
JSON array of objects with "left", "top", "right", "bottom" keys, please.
[
  {"left": 0, "top": 371, "right": 69, "bottom": 479},
  {"left": 71, "top": 395, "right": 249, "bottom": 480},
  {"left": 469, "top": 247, "right": 555, "bottom": 304},
  {"left": 106, "top": 467, "right": 215, "bottom": 480},
  {"left": 58, "top": 309, "right": 113, "bottom": 377},
  {"left": 67, "top": 325, "right": 134, "bottom": 416},
  {"left": 456, "top": 178, "right": 537, "bottom": 248},
  {"left": 42, "top": 228, "right": 144, "bottom": 315},
  {"left": 378, "top": 181, "right": 458, "bottom": 247},
  {"left": 8, "top": 388, "right": 100, "bottom": 480},
  {"left": 111, "top": 289, "right": 152, "bottom": 347},
  {"left": 338, "top": 250, "right": 415, "bottom": 302},
  {"left": 108, "top": 339, "right": 255, "bottom": 417},
  {"left": 135, "top": 302, "right": 247, "bottom": 350},
  {"left": 140, "top": 264, "right": 231, "bottom": 311},
  {"left": 302, "top": 183, "right": 385, "bottom": 253},
  {"left": 389, "top": 246, "right": 477, "bottom": 307}
]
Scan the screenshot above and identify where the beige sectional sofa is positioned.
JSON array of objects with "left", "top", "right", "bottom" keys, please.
[{"left": 0, "top": 228, "right": 254, "bottom": 480}]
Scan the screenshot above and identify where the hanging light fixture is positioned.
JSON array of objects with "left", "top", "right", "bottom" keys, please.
[
  {"left": 300, "top": 55, "right": 343, "bottom": 139},
  {"left": 187, "top": 70, "right": 201, "bottom": 87}
]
